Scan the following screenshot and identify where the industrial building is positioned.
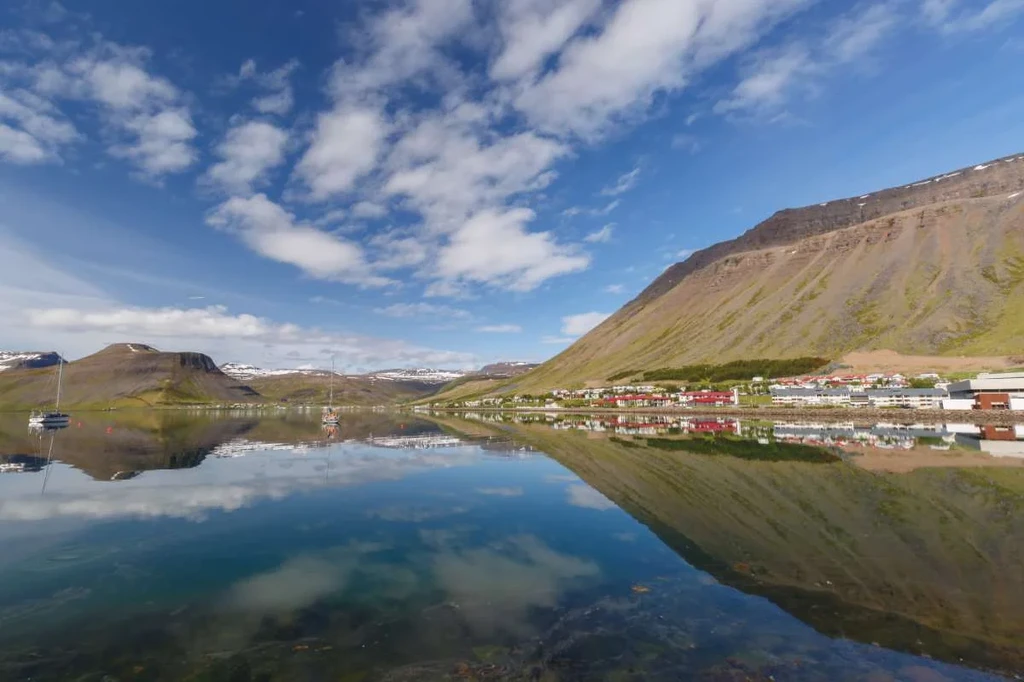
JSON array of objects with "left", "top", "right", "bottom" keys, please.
[{"left": 946, "top": 372, "right": 1024, "bottom": 410}]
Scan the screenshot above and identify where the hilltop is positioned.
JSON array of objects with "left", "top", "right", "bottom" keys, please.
[
  {"left": 0, "top": 343, "right": 258, "bottom": 410},
  {"left": 495, "top": 153, "right": 1024, "bottom": 393}
]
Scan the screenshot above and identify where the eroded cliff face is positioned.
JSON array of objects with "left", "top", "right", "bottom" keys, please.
[{"left": 634, "top": 153, "right": 1024, "bottom": 308}]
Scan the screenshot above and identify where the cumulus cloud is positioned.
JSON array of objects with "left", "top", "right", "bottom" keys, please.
[
  {"left": 514, "top": 0, "right": 811, "bottom": 137},
  {"left": 207, "top": 194, "right": 390, "bottom": 287},
  {"left": 0, "top": 90, "right": 78, "bottom": 163},
  {"left": 435, "top": 208, "right": 590, "bottom": 292},
  {"left": 234, "top": 58, "right": 300, "bottom": 115},
  {"left": 204, "top": 120, "right": 289, "bottom": 194},
  {"left": 490, "top": 0, "right": 601, "bottom": 80},
  {"left": 561, "top": 311, "right": 611, "bottom": 336},
  {"left": 296, "top": 105, "right": 388, "bottom": 200}
]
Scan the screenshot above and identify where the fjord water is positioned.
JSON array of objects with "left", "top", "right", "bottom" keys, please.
[{"left": 0, "top": 412, "right": 1020, "bottom": 681}]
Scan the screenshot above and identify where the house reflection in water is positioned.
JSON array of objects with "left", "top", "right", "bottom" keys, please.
[{"left": 953, "top": 424, "right": 1024, "bottom": 458}]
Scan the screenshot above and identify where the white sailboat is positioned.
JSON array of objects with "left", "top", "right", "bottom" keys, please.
[
  {"left": 322, "top": 358, "right": 339, "bottom": 426},
  {"left": 29, "top": 356, "right": 70, "bottom": 428}
]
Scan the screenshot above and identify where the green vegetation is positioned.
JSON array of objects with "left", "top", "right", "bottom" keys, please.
[
  {"left": 642, "top": 357, "right": 828, "bottom": 383},
  {"left": 607, "top": 369, "right": 639, "bottom": 382},
  {"left": 645, "top": 436, "right": 839, "bottom": 463}
]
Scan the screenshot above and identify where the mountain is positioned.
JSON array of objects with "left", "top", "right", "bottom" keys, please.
[
  {"left": 477, "top": 361, "right": 539, "bottom": 377},
  {"left": 245, "top": 373, "right": 442, "bottom": 405},
  {"left": 219, "top": 362, "right": 327, "bottom": 381},
  {"left": 0, "top": 344, "right": 259, "bottom": 410},
  {"left": 364, "top": 368, "right": 466, "bottom": 384},
  {"left": 509, "top": 153, "right": 1024, "bottom": 391},
  {"left": 0, "top": 351, "right": 63, "bottom": 372}
]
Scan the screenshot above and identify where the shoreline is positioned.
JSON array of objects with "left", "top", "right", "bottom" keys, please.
[{"left": 419, "top": 405, "right": 1024, "bottom": 426}]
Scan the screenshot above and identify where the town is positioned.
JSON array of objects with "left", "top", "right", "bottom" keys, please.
[{"left": 425, "top": 370, "right": 1024, "bottom": 412}]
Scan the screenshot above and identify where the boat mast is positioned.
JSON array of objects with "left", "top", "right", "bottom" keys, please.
[
  {"left": 329, "top": 358, "right": 334, "bottom": 409},
  {"left": 55, "top": 356, "right": 63, "bottom": 411}
]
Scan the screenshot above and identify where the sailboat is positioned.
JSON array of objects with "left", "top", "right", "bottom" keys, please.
[
  {"left": 322, "top": 358, "right": 340, "bottom": 426},
  {"left": 29, "top": 356, "right": 70, "bottom": 428}
]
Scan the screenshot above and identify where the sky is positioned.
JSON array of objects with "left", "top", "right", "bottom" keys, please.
[{"left": 1, "top": 0, "right": 1023, "bottom": 372}]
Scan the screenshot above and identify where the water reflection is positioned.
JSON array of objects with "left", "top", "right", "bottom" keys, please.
[{"left": 0, "top": 410, "right": 1019, "bottom": 681}]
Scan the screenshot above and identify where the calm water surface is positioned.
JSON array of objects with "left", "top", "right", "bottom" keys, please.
[{"left": 0, "top": 411, "right": 1021, "bottom": 681}]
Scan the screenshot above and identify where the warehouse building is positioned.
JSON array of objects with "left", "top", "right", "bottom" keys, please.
[{"left": 947, "top": 372, "right": 1024, "bottom": 410}]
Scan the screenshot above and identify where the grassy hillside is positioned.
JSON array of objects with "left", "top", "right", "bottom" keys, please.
[
  {"left": 248, "top": 373, "right": 438, "bottom": 405},
  {"left": 0, "top": 344, "right": 258, "bottom": 410},
  {"left": 506, "top": 177, "right": 1024, "bottom": 392},
  {"left": 433, "top": 416, "right": 1024, "bottom": 674}
]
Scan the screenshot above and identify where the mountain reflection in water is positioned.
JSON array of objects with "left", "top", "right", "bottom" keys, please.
[{"left": 0, "top": 410, "right": 1020, "bottom": 681}]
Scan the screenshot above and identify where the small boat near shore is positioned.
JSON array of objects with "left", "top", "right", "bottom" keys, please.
[{"left": 29, "top": 355, "right": 70, "bottom": 428}]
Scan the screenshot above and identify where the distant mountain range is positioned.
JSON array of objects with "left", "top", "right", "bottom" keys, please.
[
  {"left": 0, "top": 344, "right": 539, "bottom": 409},
  {"left": 460, "top": 152, "right": 1024, "bottom": 395}
]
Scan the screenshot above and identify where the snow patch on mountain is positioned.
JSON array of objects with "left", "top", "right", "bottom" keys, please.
[
  {"left": 220, "top": 363, "right": 326, "bottom": 380},
  {"left": 365, "top": 369, "right": 467, "bottom": 384},
  {"left": 0, "top": 351, "right": 62, "bottom": 372}
]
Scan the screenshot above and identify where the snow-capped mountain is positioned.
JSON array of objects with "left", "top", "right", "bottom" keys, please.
[
  {"left": 365, "top": 368, "right": 467, "bottom": 384},
  {"left": 0, "top": 351, "right": 63, "bottom": 372},
  {"left": 219, "top": 363, "right": 465, "bottom": 385},
  {"left": 219, "top": 363, "right": 327, "bottom": 381}
]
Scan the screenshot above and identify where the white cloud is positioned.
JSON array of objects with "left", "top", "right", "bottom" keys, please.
[
  {"left": 827, "top": 3, "right": 899, "bottom": 62},
  {"left": 65, "top": 43, "right": 198, "bottom": 177},
  {"left": 204, "top": 120, "right": 289, "bottom": 194},
  {"left": 352, "top": 201, "right": 388, "bottom": 218},
  {"left": 714, "top": 44, "right": 814, "bottom": 115},
  {"left": 0, "top": 121, "right": 51, "bottom": 162},
  {"left": 476, "top": 324, "right": 522, "bottom": 333},
  {"left": 676, "top": 248, "right": 697, "bottom": 259},
  {"left": 561, "top": 311, "right": 611, "bottom": 336},
  {"left": 600, "top": 167, "right": 641, "bottom": 196},
  {"left": 930, "top": 0, "right": 1024, "bottom": 31},
  {"left": 584, "top": 223, "right": 614, "bottom": 243},
  {"left": 0, "top": 89, "right": 77, "bottom": 162},
  {"left": 375, "top": 302, "right": 471, "bottom": 319},
  {"left": 435, "top": 208, "right": 590, "bottom": 292},
  {"left": 296, "top": 106, "right": 388, "bottom": 200},
  {"left": 514, "top": 0, "right": 811, "bottom": 137},
  {"left": 24, "top": 303, "right": 476, "bottom": 370},
  {"left": 716, "top": 3, "right": 898, "bottom": 117},
  {"left": 235, "top": 58, "right": 300, "bottom": 115},
  {"left": 330, "top": 0, "right": 476, "bottom": 97},
  {"left": 207, "top": 194, "right": 390, "bottom": 287},
  {"left": 562, "top": 199, "right": 619, "bottom": 218},
  {"left": 604, "top": 283, "right": 625, "bottom": 294},
  {"left": 490, "top": 0, "right": 601, "bottom": 80}
]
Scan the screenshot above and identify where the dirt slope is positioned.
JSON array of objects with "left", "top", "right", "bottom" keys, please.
[{"left": 506, "top": 154, "right": 1024, "bottom": 392}]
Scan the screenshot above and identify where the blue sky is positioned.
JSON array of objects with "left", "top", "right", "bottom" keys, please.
[{"left": 1, "top": 0, "right": 1023, "bottom": 371}]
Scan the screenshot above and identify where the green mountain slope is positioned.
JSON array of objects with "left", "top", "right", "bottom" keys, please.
[
  {"left": 501, "top": 154, "right": 1024, "bottom": 393},
  {"left": 247, "top": 373, "right": 439, "bottom": 405},
  {"left": 0, "top": 344, "right": 259, "bottom": 410}
]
